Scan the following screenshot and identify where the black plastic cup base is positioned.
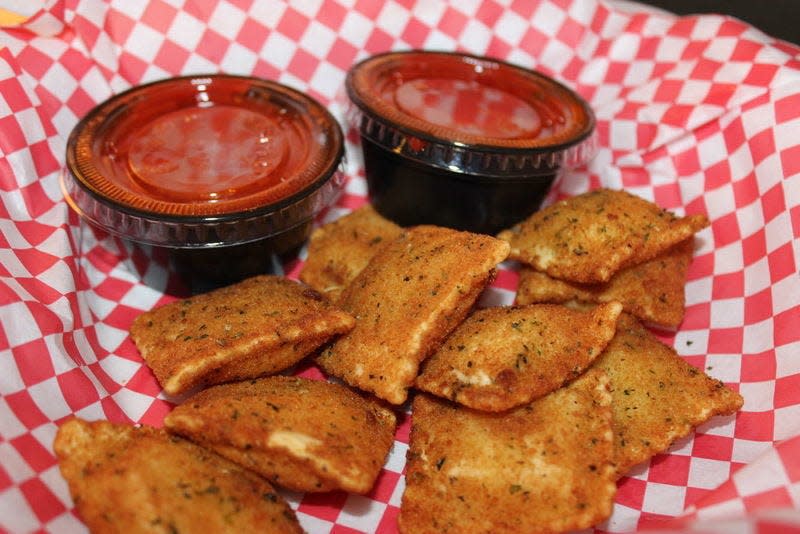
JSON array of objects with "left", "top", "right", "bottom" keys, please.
[{"left": 361, "top": 138, "right": 557, "bottom": 236}]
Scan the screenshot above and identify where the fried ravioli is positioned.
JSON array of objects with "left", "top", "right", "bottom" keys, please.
[
  {"left": 53, "top": 418, "right": 301, "bottom": 534},
  {"left": 415, "top": 302, "right": 622, "bottom": 411},
  {"left": 400, "top": 369, "right": 617, "bottom": 534},
  {"left": 130, "top": 275, "right": 355, "bottom": 396},
  {"left": 299, "top": 205, "right": 403, "bottom": 302},
  {"left": 594, "top": 313, "right": 744, "bottom": 476},
  {"left": 164, "top": 376, "right": 396, "bottom": 494},
  {"left": 516, "top": 238, "right": 695, "bottom": 327},
  {"left": 497, "top": 188, "right": 709, "bottom": 284},
  {"left": 317, "top": 225, "right": 510, "bottom": 405}
]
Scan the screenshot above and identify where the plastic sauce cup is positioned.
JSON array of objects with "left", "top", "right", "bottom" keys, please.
[
  {"left": 345, "top": 51, "right": 596, "bottom": 234},
  {"left": 62, "top": 74, "right": 345, "bottom": 290}
]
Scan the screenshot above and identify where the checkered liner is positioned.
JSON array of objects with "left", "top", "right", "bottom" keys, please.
[{"left": 1, "top": 0, "right": 799, "bottom": 532}]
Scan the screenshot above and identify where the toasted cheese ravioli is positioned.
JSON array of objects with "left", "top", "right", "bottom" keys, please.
[
  {"left": 129, "top": 275, "right": 355, "bottom": 396},
  {"left": 516, "top": 238, "right": 695, "bottom": 327},
  {"left": 299, "top": 205, "right": 403, "bottom": 302},
  {"left": 317, "top": 225, "right": 510, "bottom": 405},
  {"left": 400, "top": 369, "right": 617, "bottom": 534},
  {"left": 594, "top": 313, "right": 744, "bottom": 476},
  {"left": 497, "top": 188, "right": 708, "bottom": 284},
  {"left": 416, "top": 302, "right": 622, "bottom": 411},
  {"left": 165, "top": 376, "right": 396, "bottom": 493},
  {"left": 53, "top": 418, "right": 301, "bottom": 534}
]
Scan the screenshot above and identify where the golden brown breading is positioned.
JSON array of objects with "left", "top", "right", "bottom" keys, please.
[
  {"left": 415, "top": 302, "right": 622, "bottom": 411},
  {"left": 53, "top": 418, "right": 302, "bottom": 534},
  {"left": 317, "top": 225, "right": 510, "bottom": 405},
  {"left": 399, "top": 369, "right": 617, "bottom": 534},
  {"left": 593, "top": 313, "right": 744, "bottom": 477},
  {"left": 164, "top": 376, "right": 396, "bottom": 494},
  {"left": 299, "top": 205, "right": 403, "bottom": 302},
  {"left": 516, "top": 238, "right": 695, "bottom": 327},
  {"left": 497, "top": 188, "right": 709, "bottom": 284},
  {"left": 129, "top": 275, "right": 355, "bottom": 396}
]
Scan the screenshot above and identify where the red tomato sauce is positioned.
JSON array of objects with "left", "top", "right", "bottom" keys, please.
[
  {"left": 70, "top": 76, "right": 340, "bottom": 218},
  {"left": 120, "top": 105, "right": 294, "bottom": 203},
  {"left": 350, "top": 51, "right": 592, "bottom": 149}
]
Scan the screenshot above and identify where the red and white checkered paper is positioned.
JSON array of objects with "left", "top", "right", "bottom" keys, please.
[{"left": 1, "top": 0, "right": 799, "bottom": 532}]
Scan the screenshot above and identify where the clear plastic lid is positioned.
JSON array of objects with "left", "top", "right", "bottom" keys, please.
[
  {"left": 62, "top": 74, "right": 345, "bottom": 248},
  {"left": 346, "top": 51, "right": 596, "bottom": 178}
]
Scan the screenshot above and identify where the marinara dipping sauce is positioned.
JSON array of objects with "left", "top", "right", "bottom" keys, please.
[
  {"left": 62, "top": 75, "right": 345, "bottom": 289},
  {"left": 345, "top": 51, "right": 596, "bottom": 234}
]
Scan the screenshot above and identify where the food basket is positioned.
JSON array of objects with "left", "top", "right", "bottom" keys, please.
[{"left": 0, "top": 1, "right": 798, "bottom": 532}]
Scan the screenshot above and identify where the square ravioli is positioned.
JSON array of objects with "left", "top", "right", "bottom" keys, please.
[
  {"left": 164, "top": 376, "right": 396, "bottom": 494},
  {"left": 516, "top": 238, "right": 695, "bottom": 327},
  {"left": 129, "top": 275, "right": 355, "bottom": 396},
  {"left": 317, "top": 225, "right": 510, "bottom": 405},
  {"left": 299, "top": 204, "right": 403, "bottom": 302},
  {"left": 593, "top": 313, "right": 744, "bottom": 476},
  {"left": 54, "top": 418, "right": 301, "bottom": 534},
  {"left": 416, "top": 302, "right": 622, "bottom": 411},
  {"left": 400, "top": 369, "right": 617, "bottom": 534},
  {"left": 497, "top": 188, "right": 709, "bottom": 284}
]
